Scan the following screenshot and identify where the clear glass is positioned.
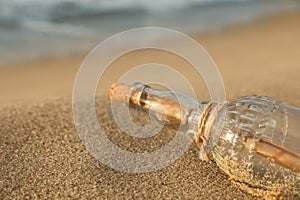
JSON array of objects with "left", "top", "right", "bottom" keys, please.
[
  {"left": 139, "top": 86, "right": 199, "bottom": 129},
  {"left": 110, "top": 83, "right": 300, "bottom": 197},
  {"left": 210, "top": 96, "right": 300, "bottom": 197},
  {"left": 285, "top": 105, "right": 300, "bottom": 153}
]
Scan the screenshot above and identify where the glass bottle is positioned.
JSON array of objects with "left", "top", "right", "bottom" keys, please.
[{"left": 110, "top": 82, "right": 300, "bottom": 198}]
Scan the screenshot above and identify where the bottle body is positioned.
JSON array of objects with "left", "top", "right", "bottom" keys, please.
[{"left": 210, "top": 96, "right": 300, "bottom": 197}]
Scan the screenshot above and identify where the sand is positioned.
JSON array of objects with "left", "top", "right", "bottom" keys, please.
[
  {"left": 1, "top": 11, "right": 300, "bottom": 199},
  {"left": 1, "top": 98, "right": 258, "bottom": 199}
]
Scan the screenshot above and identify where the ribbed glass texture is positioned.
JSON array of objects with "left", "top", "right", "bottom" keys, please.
[{"left": 211, "top": 96, "right": 299, "bottom": 197}]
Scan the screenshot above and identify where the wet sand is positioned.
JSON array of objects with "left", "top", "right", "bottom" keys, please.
[{"left": 1, "top": 11, "right": 300, "bottom": 199}]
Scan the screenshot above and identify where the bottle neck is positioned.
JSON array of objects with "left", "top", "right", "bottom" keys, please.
[
  {"left": 191, "top": 102, "right": 225, "bottom": 160},
  {"left": 110, "top": 82, "right": 224, "bottom": 159}
]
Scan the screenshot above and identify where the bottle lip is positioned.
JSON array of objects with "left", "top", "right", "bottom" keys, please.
[{"left": 127, "top": 82, "right": 150, "bottom": 106}]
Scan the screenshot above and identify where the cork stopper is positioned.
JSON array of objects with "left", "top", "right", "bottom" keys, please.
[{"left": 109, "top": 82, "right": 131, "bottom": 103}]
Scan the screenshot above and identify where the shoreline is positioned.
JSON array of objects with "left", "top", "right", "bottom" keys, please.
[
  {"left": 1, "top": 10, "right": 299, "bottom": 105},
  {"left": 1, "top": 0, "right": 299, "bottom": 66}
]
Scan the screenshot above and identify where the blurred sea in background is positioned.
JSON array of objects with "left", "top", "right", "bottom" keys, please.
[{"left": 0, "top": 0, "right": 300, "bottom": 65}]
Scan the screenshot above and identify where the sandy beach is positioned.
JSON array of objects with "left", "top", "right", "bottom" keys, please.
[{"left": 1, "top": 11, "right": 300, "bottom": 199}]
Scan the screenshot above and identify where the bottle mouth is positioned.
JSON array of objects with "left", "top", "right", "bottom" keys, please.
[
  {"left": 109, "top": 82, "right": 131, "bottom": 103},
  {"left": 110, "top": 82, "right": 150, "bottom": 105}
]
